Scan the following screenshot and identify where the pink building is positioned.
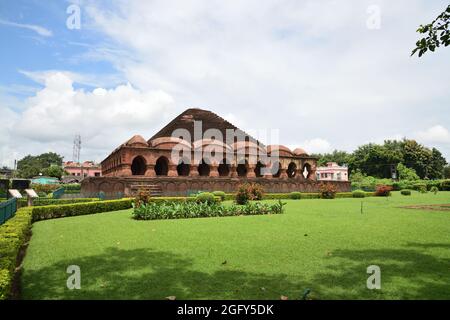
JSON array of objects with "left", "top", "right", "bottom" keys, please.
[
  {"left": 316, "top": 162, "right": 348, "bottom": 181},
  {"left": 63, "top": 161, "right": 102, "bottom": 178}
]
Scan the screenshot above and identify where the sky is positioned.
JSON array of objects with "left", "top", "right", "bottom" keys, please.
[{"left": 0, "top": 0, "right": 449, "bottom": 167}]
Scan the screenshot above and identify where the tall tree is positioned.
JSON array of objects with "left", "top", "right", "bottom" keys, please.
[
  {"left": 350, "top": 143, "right": 402, "bottom": 178},
  {"left": 412, "top": 4, "right": 450, "bottom": 57},
  {"left": 401, "top": 140, "right": 432, "bottom": 179},
  {"left": 17, "top": 152, "right": 64, "bottom": 179},
  {"left": 428, "top": 148, "right": 447, "bottom": 179}
]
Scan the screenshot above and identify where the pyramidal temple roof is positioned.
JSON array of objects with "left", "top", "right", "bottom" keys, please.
[{"left": 149, "top": 108, "right": 262, "bottom": 145}]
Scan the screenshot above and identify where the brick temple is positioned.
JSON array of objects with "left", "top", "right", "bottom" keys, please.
[{"left": 81, "top": 108, "right": 350, "bottom": 197}]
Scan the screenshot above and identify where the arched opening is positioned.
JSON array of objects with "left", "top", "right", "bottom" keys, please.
[
  {"left": 154, "top": 156, "right": 169, "bottom": 176},
  {"left": 218, "top": 159, "right": 230, "bottom": 177},
  {"left": 177, "top": 160, "right": 190, "bottom": 176},
  {"left": 131, "top": 156, "right": 147, "bottom": 175},
  {"left": 272, "top": 161, "right": 281, "bottom": 177},
  {"left": 254, "top": 161, "right": 265, "bottom": 177},
  {"left": 237, "top": 161, "right": 248, "bottom": 177},
  {"left": 303, "top": 163, "right": 312, "bottom": 179},
  {"left": 287, "top": 162, "right": 297, "bottom": 178},
  {"left": 198, "top": 159, "right": 210, "bottom": 176}
]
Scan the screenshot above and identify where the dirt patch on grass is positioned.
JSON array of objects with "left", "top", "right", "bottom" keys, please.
[{"left": 401, "top": 204, "right": 450, "bottom": 212}]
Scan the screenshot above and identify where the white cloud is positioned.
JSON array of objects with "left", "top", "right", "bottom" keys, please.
[
  {"left": 0, "top": 72, "right": 175, "bottom": 166},
  {"left": 0, "top": 19, "right": 52, "bottom": 37},
  {"left": 289, "top": 138, "right": 332, "bottom": 154},
  {"left": 415, "top": 125, "right": 450, "bottom": 144}
]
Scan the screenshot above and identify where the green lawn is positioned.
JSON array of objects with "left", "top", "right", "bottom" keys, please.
[{"left": 21, "top": 192, "right": 450, "bottom": 300}]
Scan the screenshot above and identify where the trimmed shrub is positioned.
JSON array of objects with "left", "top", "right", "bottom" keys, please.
[
  {"left": 440, "top": 180, "right": 450, "bottom": 191},
  {"left": 235, "top": 184, "right": 253, "bottom": 205},
  {"left": 132, "top": 200, "right": 286, "bottom": 220},
  {"left": 413, "top": 183, "right": 427, "bottom": 192},
  {"left": 289, "top": 192, "right": 301, "bottom": 200},
  {"left": 352, "top": 190, "right": 366, "bottom": 198},
  {"left": 319, "top": 182, "right": 337, "bottom": 199},
  {"left": 375, "top": 185, "right": 392, "bottom": 197},
  {"left": 63, "top": 183, "right": 81, "bottom": 191},
  {"left": 31, "top": 199, "right": 133, "bottom": 222},
  {"left": 250, "top": 183, "right": 265, "bottom": 200},
  {"left": 151, "top": 197, "right": 219, "bottom": 203},
  {"left": 18, "top": 198, "right": 99, "bottom": 208},
  {"left": 212, "top": 191, "right": 226, "bottom": 201},
  {"left": 401, "top": 189, "right": 411, "bottom": 196},
  {"left": 0, "top": 207, "right": 33, "bottom": 300},
  {"left": 195, "top": 192, "right": 216, "bottom": 204},
  {"left": 430, "top": 186, "right": 439, "bottom": 194}
]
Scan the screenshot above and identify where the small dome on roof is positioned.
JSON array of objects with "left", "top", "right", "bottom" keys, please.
[
  {"left": 125, "top": 135, "right": 148, "bottom": 147},
  {"left": 293, "top": 148, "right": 308, "bottom": 156},
  {"left": 267, "top": 145, "right": 292, "bottom": 156},
  {"left": 149, "top": 136, "right": 192, "bottom": 149}
]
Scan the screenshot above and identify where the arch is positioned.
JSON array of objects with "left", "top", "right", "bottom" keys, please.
[
  {"left": 131, "top": 156, "right": 147, "bottom": 175},
  {"left": 218, "top": 158, "right": 230, "bottom": 177},
  {"left": 237, "top": 160, "right": 248, "bottom": 177},
  {"left": 154, "top": 156, "right": 169, "bottom": 176},
  {"left": 272, "top": 161, "right": 281, "bottom": 178},
  {"left": 177, "top": 159, "right": 190, "bottom": 176},
  {"left": 287, "top": 162, "right": 297, "bottom": 178},
  {"left": 198, "top": 159, "right": 210, "bottom": 176},
  {"left": 254, "top": 161, "right": 265, "bottom": 177},
  {"left": 303, "top": 163, "right": 312, "bottom": 179}
]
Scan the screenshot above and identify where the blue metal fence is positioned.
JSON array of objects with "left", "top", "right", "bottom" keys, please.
[{"left": 0, "top": 197, "right": 17, "bottom": 225}]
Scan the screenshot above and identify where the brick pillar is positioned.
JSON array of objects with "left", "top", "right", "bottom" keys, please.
[
  {"left": 210, "top": 165, "right": 219, "bottom": 177},
  {"left": 145, "top": 164, "right": 156, "bottom": 177},
  {"left": 308, "top": 169, "right": 317, "bottom": 181},
  {"left": 190, "top": 165, "right": 199, "bottom": 177},
  {"left": 279, "top": 168, "right": 288, "bottom": 179},
  {"left": 247, "top": 165, "right": 256, "bottom": 178},
  {"left": 168, "top": 164, "right": 178, "bottom": 177},
  {"left": 230, "top": 165, "right": 238, "bottom": 178},
  {"left": 296, "top": 168, "right": 304, "bottom": 181},
  {"left": 120, "top": 164, "right": 132, "bottom": 176}
]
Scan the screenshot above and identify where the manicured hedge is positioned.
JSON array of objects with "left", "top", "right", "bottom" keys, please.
[
  {"left": 149, "top": 197, "right": 221, "bottom": 204},
  {"left": 31, "top": 199, "right": 133, "bottom": 222},
  {"left": 18, "top": 198, "right": 99, "bottom": 208},
  {"left": 352, "top": 190, "right": 366, "bottom": 198},
  {"left": 222, "top": 192, "right": 375, "bottom": 200},
  {"left": 401, "top": 190, "right": 412, "bottom": 196},
  {"left": 63, "top": 183, "right": 81, "bottom": 191},
  {"left": 133, "top": 201, "right": 286, "bottom": 220},
  {"left": 0, "top": 207, "right": 33, "bottom": 300}
]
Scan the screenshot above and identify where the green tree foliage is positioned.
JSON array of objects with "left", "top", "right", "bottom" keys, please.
[
  {"left": 401, "top": 140, "right": 432, "bottom": 179},
  {"left": 17, "top": 152, "right": 64, "bottom": 178},
  {"left": 428, "top": 148, "right": 448, "bottom": 179},
  {"left": 445, "top": 166, "right": 450, "bottom": 179},
  {"left": 397, "top": 163, "right": 420, "bottom": 181},
  {"left": 328, "top": 139, "right": 446, "bottom": 180},
  {"left": 349, "top": 143, "right": 402, "bottom": 178},
  {"left": 41, "top": 165, "right": 67, "bottom": 179},
  {"left": 412, "top": 5, "right": 450, "bottom": 57},
  {"left": 312, "top": 150, "right": 352, "bottom": 167}
]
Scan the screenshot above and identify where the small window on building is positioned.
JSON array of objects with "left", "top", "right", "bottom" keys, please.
[{"left": 95, "top": 172, "right": 100, "bottom": 177}]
